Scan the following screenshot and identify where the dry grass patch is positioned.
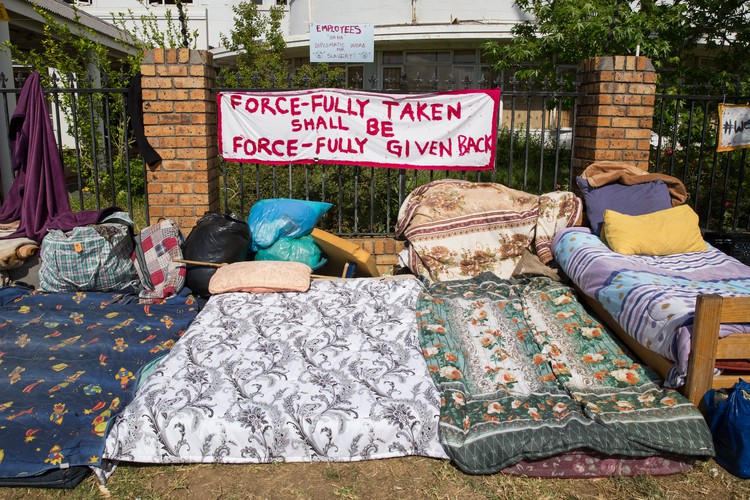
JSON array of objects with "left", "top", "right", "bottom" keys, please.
[{"left": 2, "top": 458, "right": 749, "bottom": 500}]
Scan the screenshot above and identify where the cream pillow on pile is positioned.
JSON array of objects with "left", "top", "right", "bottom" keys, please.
[
  {"left": 208, "top": 261, "right": 312, "bottom": 294},
  {"left": 601, "top": 204, "right": 708, "bottom": 256}
]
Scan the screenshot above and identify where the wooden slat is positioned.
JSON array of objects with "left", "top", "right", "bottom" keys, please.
[
  {"left": 718, "top": 296, "right": 750, "bottom": 323},
  {"left": 713, "top": 374, "right": 745, "bottom": 390},
  {"left": 716, "top": 336, "right": 750, "bottom": 358},
  {"left": 684, "top": 294, "right": 723, "bottom": 406}
]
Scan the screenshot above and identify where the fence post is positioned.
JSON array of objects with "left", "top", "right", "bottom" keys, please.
[
  {"left": 573, "top": 56, "right": 657, "bottom": 175},
  {"left": 140, "top": 48, "right": 219, "bottom": 233}
]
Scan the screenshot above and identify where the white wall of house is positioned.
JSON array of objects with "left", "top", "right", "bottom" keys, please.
[
  {"left": 74, "top": 1, "right": 528, "bottom": 60},
  {"left": 74, "top": 0, "right": 288, "bottom": 51},
  {"left": 287, "top": 0, "right": 527, "bottom": 38}
]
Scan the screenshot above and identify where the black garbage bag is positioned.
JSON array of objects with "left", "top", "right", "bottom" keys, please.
[{"left": 182, "top": 212, "right": 250, "bottom": 297}]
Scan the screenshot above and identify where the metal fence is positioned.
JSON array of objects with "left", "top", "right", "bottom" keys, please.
[
  {"left": 218, "top": 74, "right": 584, "bottom": 236},
  {"left": 1, "top": 69, "right": 748, "bottom": 236},
  {"left": 0, "top": 71, "right": 150, "bottom": 226},
  {"left": 649, "top": 78, "right": 750, "bottom": 232}
]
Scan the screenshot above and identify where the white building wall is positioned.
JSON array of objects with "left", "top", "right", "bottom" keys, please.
[
  {"left": 75, "top": 0, "right": 527, "bottom": 52},
  {"left": 289, "top": 0, "right": 525, "bottom": 33},
  {"left": 75, "top": 0, "right": 287, "bottom": 51},
  {"left": 72, "top": 0, "right": 531, "bottom": 92}
]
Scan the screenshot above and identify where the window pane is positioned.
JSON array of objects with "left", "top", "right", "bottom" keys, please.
[
  {"left": 405, "top": 65, "right": 432, "bottom": 90},
  {"left": 347, "top": 66, "right": 364, "bottom": 89},
  {"left": 453, "top": 50, "right": 476, "bottom": 64},
  {"left": 452, "top": 65, "right": 475, "bottom": 88},
  {"left": 405, "top": 52, "right": 434, "bottom": 64},
  {"left": 405, "top": 52, "right": 450, "bottom": 64},
  {"left": 382, "top": 51, "right": 403, "bottom": 65}
]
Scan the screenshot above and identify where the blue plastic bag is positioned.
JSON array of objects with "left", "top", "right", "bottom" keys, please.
[
  {"left": 248, "top": 198, "right": 332, "bottom": 251},
  {"left": 255, "top": 235, "right": 327, "bottom": 270},
  {"left": 704, "top": 379, "right": 750, "bottom": 478}
]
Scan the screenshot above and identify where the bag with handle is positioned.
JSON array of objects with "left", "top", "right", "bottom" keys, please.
[
  {"left": 132, "top": 218, "right": 186, "bottom": 303},
  {"left": 39, "top": 212, "right": 138, "bottom": 292},
  {"left": 704, "top": 378, "right": 750, "bottom": 478}
]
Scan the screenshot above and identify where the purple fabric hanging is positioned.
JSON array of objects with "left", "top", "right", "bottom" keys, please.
[{"left": 0, "top": 72, "right": 114, "bottom": 242}]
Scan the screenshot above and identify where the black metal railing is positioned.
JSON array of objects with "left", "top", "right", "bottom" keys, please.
[
  {"left": 2, "top": 67, "right": 747, "bottom": 237},
  {"left": 650, "top": 78, "right": 750, "bottom": 232},
  {"left": 218, "top": 72, "right": 584, "bottom": 236},
  {"left": 0, "top": 71, "right": 149, "bottom": 226}
]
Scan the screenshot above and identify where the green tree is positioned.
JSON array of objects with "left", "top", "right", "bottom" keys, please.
[
  {"left": 483, "top": 0, "right": 750, "bottom": 90},
  {"left": 217, "top": 1, "right": 288, "bottom": 87}
]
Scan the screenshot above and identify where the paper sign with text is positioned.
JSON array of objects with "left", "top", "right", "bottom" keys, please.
[
  {"left": 718, "top": 104, "right": 750, "bottom": 152},
  {"left": 310, "top": 23, "right": 373, "bottom": 63},
  {"left": 218, "top": 88, "right": 501, "bottom": 170}
]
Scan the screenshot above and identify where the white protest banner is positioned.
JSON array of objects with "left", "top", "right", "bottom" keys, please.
[
  {"left": 310, "top": 23, "right": 374, "bottom": 63},
  {"left": 218, "top": 88, "right": 501, "bottom": 170},
  {"left": 718, "top": 104, "right": 750, "bottom": 152}
]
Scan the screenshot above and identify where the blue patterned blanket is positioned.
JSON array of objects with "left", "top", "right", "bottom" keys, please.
[
  {"left": 553, "top": 228, "right": 750, "bottom": 387},
  {"left": 0, "top": 286, "right": 199, "bottom": 479}
]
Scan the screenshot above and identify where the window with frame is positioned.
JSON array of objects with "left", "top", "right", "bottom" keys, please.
[
  {"left": 347, "top": 66, "right": 365, "bottom": 90},
  {"left": 381, "top": 51, "right": 404, "bottom": 90},
  {"left": 381, "top": 50, "right": 492, "bottom": 92}
]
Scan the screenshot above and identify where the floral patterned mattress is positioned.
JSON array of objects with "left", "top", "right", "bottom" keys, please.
[
  {"left": 418, "top": 273, "right": 714, "bottom": 474},
  {"left": 99, "top": 274, "right": 714, "bottom": 479},
  {"left": 102, "top": 277, "right": 449, "bottom": 465}
]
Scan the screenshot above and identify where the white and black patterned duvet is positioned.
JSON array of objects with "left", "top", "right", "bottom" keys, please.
[{"left": 103, "top": 277, "right": 448, "bottom": 464}]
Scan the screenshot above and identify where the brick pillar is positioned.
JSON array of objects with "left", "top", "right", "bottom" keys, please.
[
  {"left": 573, "top": 56, "right": 657, "bottom": 175},
  {"left": 140, "top": 48, "right": 220, "bottom": 234}
]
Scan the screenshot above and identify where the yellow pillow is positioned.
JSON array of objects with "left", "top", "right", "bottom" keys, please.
[{"left": 601, "top": 205, "right": 708, "bottom": 255}]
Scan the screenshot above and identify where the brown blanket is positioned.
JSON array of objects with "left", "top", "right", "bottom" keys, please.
[{"left": 580, "top": 161, "right": 687, "bottom": 206}]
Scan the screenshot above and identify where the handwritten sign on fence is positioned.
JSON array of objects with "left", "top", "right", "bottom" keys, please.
[
  {"left": 218, "top": 88, "right": 500, "bottom": 170},
  {"left": 718, "top": 104, "right": 750, "bottom": 152},
  {"left": 310, "top": 23, "right": 374, "bottom": 63}
]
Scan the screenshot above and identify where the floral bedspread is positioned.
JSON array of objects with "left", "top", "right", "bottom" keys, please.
[
  {"left": 395, "top": 179, "right": 581, "bottom": 283},
  {"left": 0, "top": 286, "right": 198, "bottom": 479},
  {"left": 417, "top": 274, "right": 714, "bottom": 474},
  {"left": 102, "top": 278, "right": 448, "bottom": 465},
  {"left": 553, "top": 228, "right": 750, "bottom": 387}
]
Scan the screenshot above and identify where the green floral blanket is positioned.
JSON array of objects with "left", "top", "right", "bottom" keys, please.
[{"left": 417, "top": 274, "right": 714, "bottom": 474}]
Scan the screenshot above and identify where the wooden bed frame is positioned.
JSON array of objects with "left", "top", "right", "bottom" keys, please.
[{"left": 578, "top": 290, "right": 750, "bottom": 407}]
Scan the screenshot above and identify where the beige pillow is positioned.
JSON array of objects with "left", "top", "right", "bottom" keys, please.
[{"left": 208, "top": 261, "right": 312, "bottom": 294}]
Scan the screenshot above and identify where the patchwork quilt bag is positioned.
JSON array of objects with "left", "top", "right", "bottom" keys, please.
[
  {"left": 40, "top": 212, "right": 138, "bottom": 292},
  {"left": 132, "top": 219, "right": 186, "bottom": 303}
]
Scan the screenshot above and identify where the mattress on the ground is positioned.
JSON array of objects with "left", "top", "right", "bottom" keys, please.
[
  {"left": 552, "top": 228, "right": 750, "bottom": 387},
  {"left": 418, "top": 273, "right": 714, "bottom": 474},
  {"left": 0, "top": 286, "right": 199, "bottom": 480},
  {"left": 101, "top": 276, "right": 701, "bottom": 479},
  {"left": 103, "top": 277, "right": 448, "bottom": 464}
]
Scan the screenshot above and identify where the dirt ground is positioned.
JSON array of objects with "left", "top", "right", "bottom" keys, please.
[{"left": 2, "top": 457, "right": 749, "bottom": 500}]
